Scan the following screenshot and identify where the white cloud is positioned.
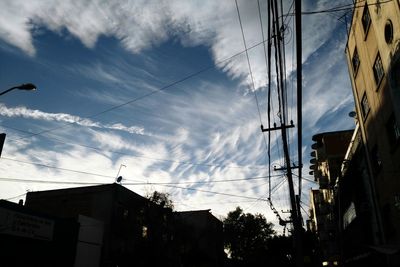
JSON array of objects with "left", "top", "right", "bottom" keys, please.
[
  {"left": 0, "top": 103, "right": 147, "bottom": 135},
  {"left": 0, "top": 0, "right": 349, "bottom": 91},
  {"left": 0, "top": 0, "right": 357, "bottom": 227}
]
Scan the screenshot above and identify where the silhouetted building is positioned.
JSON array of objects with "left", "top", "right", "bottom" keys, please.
[
  {"left": 309, "top": 130, "right": 353, "bottom": 266},
  {"left": 25, "top": 183, "right": 225, "bottom": 267},
  {"left": 25, "top": 183, "right": 176, "bottom": 267},
  {"left": 174, "top": 209, "right": 224, "bottom": 267},
  {"left": 335, "top": 125, "right": 387, "bottom": 266},
  {"left": 0, "top": 199, "right": 79, "bottom": 267}
]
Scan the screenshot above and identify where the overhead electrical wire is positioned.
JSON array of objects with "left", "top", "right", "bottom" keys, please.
[
  {"left": 257, "top": 0, "right": 273, "bottom": 200},
  {"left": 0, "top": 177, "right": 269, "bottom": 202},
  {"left": 0, "top": 177, "right": 104, "bottom": 185},
  {"left": 0, "top": 156, "right": 283, "bottom": 185},
  {"left": 0, "top": 176, "right": 281, "bottom": 186},
  {"left": 234, "top": 0, "right": 271, "bottom": 190},
  {"left": 1, "top": 124, "right": 265, "bottom": 171},
  {"left": 7, "top": 37, "right": 275, "bottom": 145},
  {"left": 4, "top": 192, "right": 28, "bottom": 201},
  {"left": 1, "top": 157, "right": 115, "bottom": 179},
  {"left": 284, "top": 0, "right": 392, "bottom": 16},
  {"left": 155, "top": 183, "right": 269, "bottom": 201}
]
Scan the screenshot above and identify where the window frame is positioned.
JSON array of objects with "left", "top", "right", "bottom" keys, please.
[
  {"left": 360, "top": 92, "right": 370, "bottom": 120},
  {"left": 362, "top": 3, "right": 371, "bottom": 37},
  {"left": 386, "top": 114, "right": 400, "bottom": 150},
  {"left": 371, "top": 145, "right": 382, "bottom": 174},
  {"left": 373, "top": 52, "right": 384, "bottom": 89},
  {"left": 352, "top": 47, "right": 360, "bottom": 76}
]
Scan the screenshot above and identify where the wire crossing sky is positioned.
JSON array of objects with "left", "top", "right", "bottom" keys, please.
[{"left": 0, "top": 0, "right": 355, "bottom": 228}]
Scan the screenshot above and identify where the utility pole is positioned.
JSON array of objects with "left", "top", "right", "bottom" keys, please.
[
  {"left": 281, "top": 128, "right": 303, "bottom": 267},
  {"left": 294, "top": 0, "right": 304, "bottom": 265},
  {"left": 262, "top": 122, "right": 303, "bottom": 267},
  {"left": 262, "top": 0, "right": 304, "bottom": 266}
]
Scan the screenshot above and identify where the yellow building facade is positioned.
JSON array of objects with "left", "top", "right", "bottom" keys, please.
[{"left": 345, "top": 0, "right": 400, "bottom": 261}]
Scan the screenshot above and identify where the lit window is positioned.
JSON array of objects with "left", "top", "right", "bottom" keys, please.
[
  {"left": 386, "top": 114, "right": 400, "bottom": 146},
  {"left": 362, "top": 4, "right": 371, "bottom": 35},
  {"left": 361, "top": 92, "right": 370, "bottom": 119},
  {"left": 373, "top": 53, "right": 384, "bottom": 86},
  {"left": 352, "top": 48, "right": 360, "bottom": 76},
  {"left": 142, "top": 226, "right": 148, "bottom": 238}
]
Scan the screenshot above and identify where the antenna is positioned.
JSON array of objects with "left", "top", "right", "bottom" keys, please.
[
  {"left": 348, "top": 111, "right": 357, "bottom": 118},
  {"left": 115, "top": 164, "right": 126, "bottom": 184}
]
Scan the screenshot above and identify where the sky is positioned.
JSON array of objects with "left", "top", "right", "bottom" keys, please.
[{"left": 0, "top": 0, "right": 356, "bottom": 231}]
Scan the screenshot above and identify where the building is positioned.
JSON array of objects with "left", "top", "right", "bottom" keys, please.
[
  {"left": 25, "top": 183, "right": 176, "bottom": 267},
  {"left": 174, "top": 210, "right": 224, "bottom": 267},
  {"left": 25, "top": 183, "right": 225, "bottom": 267},
  {"left": 308, "top": 130, "right": 353, "bottom": 265},
  {"left": 335, "top": 125, "right": 388, "bottom": 266},
  {"left": 0, "top": 200, "right": 79, "bottom": 267},
  {"left": 345, "top": 0, "right": 400, "bottom": 265}
]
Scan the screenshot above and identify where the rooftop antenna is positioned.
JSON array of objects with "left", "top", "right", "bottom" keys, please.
[
  {"left": 115, "top": 164, "right": 126, "bottom": 184},
  {"left": 348, "top": 111, "right": 357, "bottom": 118}
]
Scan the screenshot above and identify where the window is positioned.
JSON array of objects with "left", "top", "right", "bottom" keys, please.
[
  {"left": 391, "top": 59, "right": 400, "bottom": 89},
  {"left": 361, "top": 92, "right": 370, "bottom": 119},
  {"left": 371, "top": 145, "right": 382, "bottom": 174},
  {"left": 373, "top": 53, "right": 384, "bottom": 86},
  {"left": 386, "top": 114, "right": 400, "bottom": 147},
  {"left": 142, "top": 226, "right": 148, "bottom": 238},
  {"left": 385, "top": 20, "right": 393, "bottom": 44},
  {"left": 362, "top": 4, "right": 371, "bottom": 35},
  {"left": 352, "top": 48, "right": 360, "bottom": 76}
]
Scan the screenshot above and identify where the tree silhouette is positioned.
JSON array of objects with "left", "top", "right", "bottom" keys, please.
[
  {"left": 147, "top": 191, "right": 174, "bottom": 209},
  {"left": 223, "top": 207, "right": 294, "bottom": 267},
  {"left": 223, "top": 207, "right": 275, "bottom": 265}
]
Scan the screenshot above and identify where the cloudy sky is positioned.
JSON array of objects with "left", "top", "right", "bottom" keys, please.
[{"left": 0, "top": 0, "right": 355, "bottom": 230}]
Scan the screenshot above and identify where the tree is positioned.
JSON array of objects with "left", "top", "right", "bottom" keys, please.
[
  {"left": 223, "top": 207, "right": 276, "bottom": 266},
  {"left": 147, "top": 191, "right": 174, "bottom": 209}
]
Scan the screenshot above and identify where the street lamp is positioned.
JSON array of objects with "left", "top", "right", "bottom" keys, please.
[{"left": 0, "top": 83, "right": 37, "bottom": 96}]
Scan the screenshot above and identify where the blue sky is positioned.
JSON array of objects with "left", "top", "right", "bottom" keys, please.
[{"left": 0, "top": 0, "right": 355, "bottom": 229}]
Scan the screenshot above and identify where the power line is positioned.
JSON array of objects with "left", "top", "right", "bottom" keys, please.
[
  {"left": 124, "top": 174, "right": 283, "bottom": 185},
  {"left": 0, "top": 174, "right": 280, "bottom": 186},
  {"left": 148, "top": 183, "right": 269, "bottom": 201},
  {"left": 1, "top": 157, "right": 115, "bottom": 179},
  {"left": 3, "top": 192, "right": 28, "bottom": 201},
  {"left": 285, "top": 0, "right": 392, "bottom": 16},
  {"left": 1, "top": 124, "right": 265, "bottom": 171},
  {"left": 234, "top": 0, "right": 271, "bottom": 200},
  {"left": 0, "top": 177, "right": 104, "bottom": 185},
  {"left": 257, "top": 0, "right": 273, "bottom": 200},
  {"left": 0, "top": 176, "right": 270, "bottom": 202},
  {"left": 0, "top": 156, "right": 282, "bottom": 185},
  {"left": 8, "top": 39, "right": 271, "bottom": 144}
]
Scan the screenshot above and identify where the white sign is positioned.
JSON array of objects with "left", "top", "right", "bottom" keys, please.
[
  {"left": 0, "top": 207, "right": 54, "bottom": 241},
  {"left": 343, "top": 202, "right": 356, "bottom": 229}
]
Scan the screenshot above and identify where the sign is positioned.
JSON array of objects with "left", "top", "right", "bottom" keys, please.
[
  {"left": 343, "top": 202, "right": 356, "bottom": 229},
  {"left": 0, "top": 207, "right": 54, "bottom": 241}
]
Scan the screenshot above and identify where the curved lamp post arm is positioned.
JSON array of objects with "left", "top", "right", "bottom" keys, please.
[{"left": 0, "top": 83, "right": 36, "bottom": 96}]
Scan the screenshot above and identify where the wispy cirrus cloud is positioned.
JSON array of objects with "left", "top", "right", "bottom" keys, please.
[
  {"left": 0, "top": 104, "right": 147, "bottom": 135},
  {"left": 0, "top": 0, "right": 350, "bottom": 91}
]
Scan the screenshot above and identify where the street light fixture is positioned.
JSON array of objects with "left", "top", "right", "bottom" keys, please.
[{"left": 0, "top": 83, "right": 37, "bottom": 96}]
